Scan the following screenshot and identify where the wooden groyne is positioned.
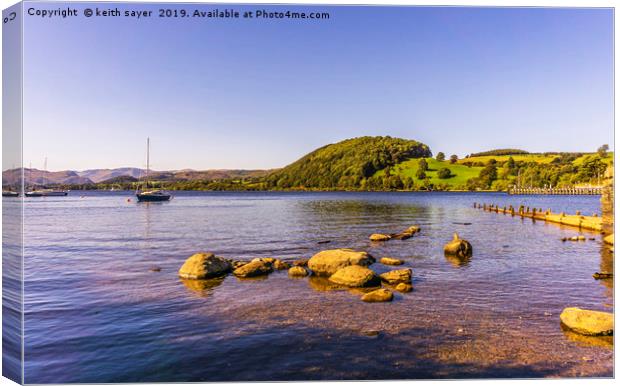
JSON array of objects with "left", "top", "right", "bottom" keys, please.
[
  {"left": 508, "top": 187, "right": 602, "bottom": 195},
  {"left": 474, "top": 202, "right": 602, "bottom": 232}
]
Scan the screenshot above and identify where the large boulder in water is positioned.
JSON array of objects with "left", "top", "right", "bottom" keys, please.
[
  {"left": 328, "top": 265, "right": 380, "bottom": 287},
  {"left": 233, "top": 259, "right": 273, "bottom": 278},
  {"left": 178, "top": 252, "right": 232, "bottom": 279},
  {"left": 560, "top": 307, "right": 613, "bottom": 336},
  {"left": 308, "top": 249, "right": 375, "bottom": 276},
  {"left": 443, "top": 233, "right": 473, "bottom": 258}
]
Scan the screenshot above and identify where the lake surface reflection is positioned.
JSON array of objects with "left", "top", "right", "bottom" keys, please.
[{"left": 17, "top": 191, "right": 613, "bottom": 382}]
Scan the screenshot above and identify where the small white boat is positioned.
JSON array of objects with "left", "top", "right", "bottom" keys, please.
[{"left": 25, "top": 189, "right": 68, "bottom": 197}]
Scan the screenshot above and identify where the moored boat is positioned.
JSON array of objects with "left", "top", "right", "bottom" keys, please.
[
  {"left": 2, "top": 190, "right": 19, "bottom": 197},
  {"left": 25, "top": 189, "right": 68, "bottom": 197},
  {"left": 137, "top": 190, "right": 171, "bottom": 202},
  {"left": 136, "top": 138, "right": 171, "bottom": 202}
]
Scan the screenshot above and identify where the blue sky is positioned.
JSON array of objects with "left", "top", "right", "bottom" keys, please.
[{"left": 22, "top": 4, "right": 613, "bottom": 171}]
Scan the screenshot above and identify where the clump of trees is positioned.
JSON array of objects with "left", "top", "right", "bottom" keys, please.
[
  {"left": 464, "top": 150, "right": 611, "bottom": 191},
  {"left": 437, "top": 168, "right": 452, "bottom": 179},
  {"left": 264, "top": 136, "right": 432, "bottom": 190}
]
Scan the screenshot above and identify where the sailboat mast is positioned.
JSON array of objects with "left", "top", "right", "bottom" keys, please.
[{"left": 146, "top": 137, "right": 150, "bottom": 189}]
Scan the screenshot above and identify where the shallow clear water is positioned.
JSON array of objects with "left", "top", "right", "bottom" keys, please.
[{"left": 13, "top": 191, "right": 613, "bottom": 382}]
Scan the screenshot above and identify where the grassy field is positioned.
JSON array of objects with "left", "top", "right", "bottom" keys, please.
[
  {"left": 375, "top": 158, "right": 483, "bottom": 188},
  {"left": 374, "top": 151, "right": 613, "bottom": 190},
  {"left": 459, "top": 152, "right": 613, "bottom": 166}
]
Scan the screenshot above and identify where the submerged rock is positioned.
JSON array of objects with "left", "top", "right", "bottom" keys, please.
[
  {"left": 560, "top": 307, "right": 613, "bottom": 336},
  {"left": 233, "top": 259, "right": 273, "bottom": 278},
  {"left": 369, "top": 233, "right": 391, "bottom": 242},
  {"left": 293, "top": 259, "right": 309, "bottom": 267},
  {"left": 178, "top": 252, "right": 232, "bottom": 279},
  {"left": 273, "top": 259, "right": 291, "bottom": 270},
  {"left": 593, "top": 272, "right": 613, "bottom": 280},
  {"left": 361, "top": 288, "right": 394, "bottom": 302},
  {"left": 232, "top": 261, "right": 248, "bottom": 269},
  {"left": 252, "top": 257, "right": 276, "bottom": 264},
  {"left": 379, "top": 268, "right": 412, "bottom": 285},
  {"left": 288, "top": 266, "right": 309, "bottom": 277},
  {"left": 328, "top": 265, "right": 380, "bottom": 287},
  {"left": 395, "top": 283, "right": 413, "bottom": 293},
  {"left": 308, "top": 249, "right": 375, "bottom": 276},
  {"left": 443, "top": 233, "right": 473, "bottom": 259},
  {"left": 380, "top": 257, "right": 404, "bottom": 266},
  {"left": 391, "top": 225, "right": 421, "bottom": 240}
]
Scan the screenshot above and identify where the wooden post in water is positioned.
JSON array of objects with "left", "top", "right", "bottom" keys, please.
[{"left": 601, "top": 165, "right": 614, "bottom": 234}]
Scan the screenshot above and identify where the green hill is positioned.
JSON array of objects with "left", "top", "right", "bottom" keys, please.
[{"left": 264, "top": 136, "right": 431, "bottom": 189}]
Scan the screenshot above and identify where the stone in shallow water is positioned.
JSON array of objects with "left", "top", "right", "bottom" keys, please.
[
  {"left": 369, "top": 233, "right": 391, "bottom": 242},
  {"left": 395, "top": 283, "right": 413, "bottom": 293},
  {"left": 391, "top": 225, "right": 421, "bottom": 240},
  {"left": 443, "top": 233, "right": 472, "bottom": 258},
  {"left": 380, "top": 257, "right": 404, "bottom": 266},
  {"left": 361, "top": 288, "right": 393, "bottom": 302},
  {"left": 328, "top": 265, "right": 380, "bottom": 287},
  {"left": 178, "top": 252, "right": 232, "bottom": 279},
  {"left": 308, "top": 249, "right": 375, "bottom": 276},
  {"left": 380, "top": 268, "right": 412, "bottom": 285},
  {"left": 288, "top": 266, "right": 309, "bottom": 277},
  {"left": 293, "top": 259, "right": 309, "bottom": 267},
  {"left": 560, "top": 307, "right": 613, "bottom": 336},
  {"left": 273, "top": 259, "right": 290, "bottom": 270},
  {"left": 233, "top": 260, "right": 273, "bottom": 278}
]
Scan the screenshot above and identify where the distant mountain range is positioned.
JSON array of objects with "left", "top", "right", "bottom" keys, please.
[{"left": 2, "top": 167, "right": 273, "bottom": 185}]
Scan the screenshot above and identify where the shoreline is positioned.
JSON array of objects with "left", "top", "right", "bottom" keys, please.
[{"left": 16, "top": 188, "right": 605, "bottom": 195}]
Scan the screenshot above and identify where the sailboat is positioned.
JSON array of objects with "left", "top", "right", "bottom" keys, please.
[
  {"left": 2, "top": 190, "right": 19, "bottom": 197},
  {"left": 25, "top": 159, "right": 68, "bottom": 197},
  {"left": 136, "top": 138, "right": 171, "bottom": 202}
]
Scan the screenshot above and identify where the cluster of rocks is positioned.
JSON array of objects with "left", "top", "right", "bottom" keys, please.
[
  {"left": 369, "top": 226, "right": 421, "bottom": 242},
  {"left": 178, "top": 248, "right": 415, "bottom": 303},
  {"left": 178, "top": 253, "right": 293, "bottom": 280},
  {"left": 178, "top": 227, "right": 473, "bottom": 304}
]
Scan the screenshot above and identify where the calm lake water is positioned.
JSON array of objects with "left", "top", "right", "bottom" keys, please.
[{"left": 11, "top": 191, "right": 614, "bottom": 382}]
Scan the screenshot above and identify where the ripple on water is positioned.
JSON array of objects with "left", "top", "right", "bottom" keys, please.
[{"left": 20, "top": 191, "right": 613, "bottom": 382}]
